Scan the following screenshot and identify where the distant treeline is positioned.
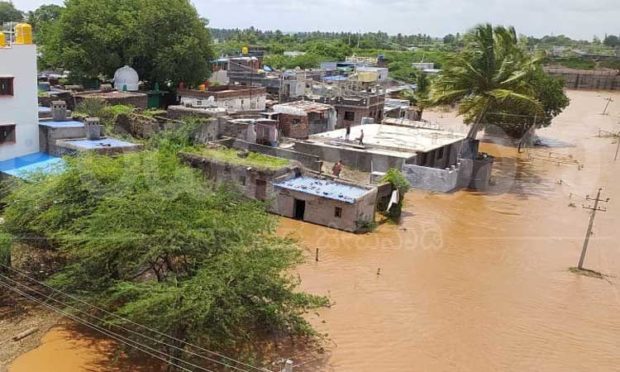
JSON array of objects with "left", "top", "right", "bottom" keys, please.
[{"left": 211, "top": 27, "right": 438, "bottom": 49}]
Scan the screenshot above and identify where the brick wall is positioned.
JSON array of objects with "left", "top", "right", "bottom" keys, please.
[{"left": 278, "top": 114, "right": 309, "bottom": 139}]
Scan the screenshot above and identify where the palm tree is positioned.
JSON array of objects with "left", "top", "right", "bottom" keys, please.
[
  {"left": 430, "top": 24, "right": 543, "bottom": 140},
  {"left": 400, "top": 72, "right": 430, "bottom": 119}
]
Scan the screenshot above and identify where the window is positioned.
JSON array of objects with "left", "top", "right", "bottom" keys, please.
[
  {"left": 292, "top": 118, "right": 301, "bottom": 125},
  {"left": 0, "top": 78, "right": 14, "bottom": 96},
  {"left": 0, "top": 125, "right": 16, "bottom": 144},
  {"left": 239, "top": 175, "right": 246, "bottom": 186},
  {"left": 436, "top": 147, "right": 445, "bottom": 160},
  {"left": 334, "top": 207, "right": 342, "bottom": 218},
  {"left": 196, "top": 100, "right": 203, "bottom": 106},
  {"left": 344, "top": 111, "right": 355, "bottom": 121}
]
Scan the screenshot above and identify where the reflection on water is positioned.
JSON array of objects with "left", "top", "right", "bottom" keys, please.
[{"left": 10, "top": 91, "right": 620, "bottom": 371}]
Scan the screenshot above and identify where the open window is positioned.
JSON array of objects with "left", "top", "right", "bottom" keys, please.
[
  {"left": 344, "top": 111, "right": 355, "bottom": 121},
  {"left": 0, "top": 77, "right": 14, "bottom": 96},
  {"left": 0, "top": 124, "right": 16, "bottom": 145}
]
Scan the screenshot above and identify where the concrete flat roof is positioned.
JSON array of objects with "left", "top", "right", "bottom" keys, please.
[
  {"left": 272, "top": 101, "right": 334, "bottom": 115},
  {"left": 309, "top": 123, "right": 466, "bottom": 154},
  {"left": 274, "top": 176, "right": 370, "bottom": 204},
  {"left": 0, "top": 152, "right": 65, "bottom": 179},
  {"left": 39, "top": 120, "right": 84, "bottom": 128},
  {"left": 59, "top": 138, "right": 140, "bottom": 150}
]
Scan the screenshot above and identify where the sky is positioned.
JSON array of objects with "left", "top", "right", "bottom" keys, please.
[{"left": 16, "top": 0, "right": 620, "bottom": 40}]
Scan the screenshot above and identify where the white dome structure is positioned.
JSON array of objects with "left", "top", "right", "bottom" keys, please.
[{"left": 113, "top": 65, "right": 139, "bottom": 91}]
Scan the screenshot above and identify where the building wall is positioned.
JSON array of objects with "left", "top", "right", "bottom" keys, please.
[
  {"left": 179, "top": 152, "right": 296, "bottom": 201},
  {"left": 293, "top": 141, "right": 407, "bottom": 172},
  {"left": 39, "top": 125, "right": 85, "bottom": 155},
  {"left": 402, "top": 163, "right": 460, "bottom": 193},
  {"left": 74, "top": 93, "right": 148, "bottom": 109},
  {"left": 273, "top": 187, "right": 377, "bottom": 232},
  {"left": 413, "top": 141, "right": 463, "bottom": 169},
  {"left": 278, "top": 114, "right": 309, "bottom": 139},
  {"left": 335, "top": 104, "right": 384, "bottom": 128},
  {"left": 180, "top": 94, "right": 266, "bottom": 112},
  {"left": 232, "top": 140, "right": 322, "bottom": 171},
  {"left": 545, "top": 68, "right": 620, "bottom": 90},
  {"left": 0, "top": 44, "right": 39, "bottom": 161},
  {"left": 403, "top": 155, "right": 494, "bottom": 193}
]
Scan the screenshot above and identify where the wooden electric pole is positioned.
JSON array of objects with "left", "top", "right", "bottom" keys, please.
[
  {"left": 578, "top": 188, "right": 610, "bottom": 269},
  {"left": 601, "top": 97, "right": 613, "bottom": 115}
]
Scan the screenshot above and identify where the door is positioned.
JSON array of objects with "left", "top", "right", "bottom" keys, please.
[
  {"left": 255, "top": 180, "right": 267, "bottom": 200},
  {"left": 294, "top": 199, "right": 305, "bottom": 220}
]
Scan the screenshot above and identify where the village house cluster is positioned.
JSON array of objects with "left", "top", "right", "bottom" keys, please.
[{"left": 1, "top": 24, "right": 493, "bottom": 232}]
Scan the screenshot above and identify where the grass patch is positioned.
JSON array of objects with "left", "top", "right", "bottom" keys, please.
[
  {"left": 191, "top": 147, "right": 290, "bottom": 170},
  {"left": 568, "top": 267, "right": 605, "bottom": 279}
]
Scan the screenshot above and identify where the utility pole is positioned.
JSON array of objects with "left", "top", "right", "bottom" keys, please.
[
  {"left": 577, "top": 188, "right": 610, "bottom": 269},
  {"left": 614, "top": 132, "right": 620, "bottom": 161},
  {"left": 601, "top": 97, "right": 613, "bottom": 115}
]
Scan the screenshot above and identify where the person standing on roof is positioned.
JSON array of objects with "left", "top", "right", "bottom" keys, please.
[
  {"left": 345, "top": 124, "right": 351, "bottom": 141},
  {"left": 332, "top": 160, "right": 343, "bottom": 178},
  {"left": 357, "top": 129, "right": 364, "bottom": 145}
]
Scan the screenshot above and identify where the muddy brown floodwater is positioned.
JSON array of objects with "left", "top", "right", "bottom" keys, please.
[{"left": 9, "top": 90, "right": 620, "bottom": 371}]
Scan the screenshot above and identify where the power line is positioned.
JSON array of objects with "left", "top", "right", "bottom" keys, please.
[
  {"left": 0, "top": 274, "right": 217, "bottom": 371},
  {"left": 0, "top": 274, "right": 215, "bottom": 372},
  {"left": 0, "top": 280, "right": 198, "bottom": 372},
  {"left": 0, "top": 265, "right": 263, "bottom": 372}
]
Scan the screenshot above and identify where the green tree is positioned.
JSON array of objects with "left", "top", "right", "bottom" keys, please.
[
  {"left": 603, "top": 35, "right": 620, "bottom": 48},
  {"left": 26, "top": 4, "right": 62, "bottom": 33},
  {"left": 381, "top": 169, "right": 410, "bottom": 219},
  {"left": 431, "top": 24, "right": 550, "bottom": 139},
  {"left": 400, "top": 72, "right": 431, "bottom": 119},
  {"left": 2, "top": 150, "right": 327, "bottom": 364},
  {"left": 0, "top": 1, "right": 22, "bottom": 24},
  {"left": 42, "top": 0, "right": 213, "bottom": 88}
]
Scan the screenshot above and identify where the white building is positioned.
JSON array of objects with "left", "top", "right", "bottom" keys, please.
[
  {"left": 0, "top": 27, "right": 39, "bottom": 161},
  {"left": 356, "top": 66, "right": 389, "bottom": 82},
  {"left": 178, "top": 85, "right": 267, "bottom": 112}
]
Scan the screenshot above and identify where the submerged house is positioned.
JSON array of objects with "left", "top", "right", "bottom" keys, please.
[
  {"left": 180, "top": 146, "right": 378, "bottom": 232},
  {"left": 272, "top": 176, "right": 377, "bottom": 232},
  {"left": 294, "top": 122, "right": 493, "bottom": 192}
]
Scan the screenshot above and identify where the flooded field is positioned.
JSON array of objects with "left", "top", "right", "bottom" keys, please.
[{"left": 7, "top": 90, "right": 620, "bottom": 371}]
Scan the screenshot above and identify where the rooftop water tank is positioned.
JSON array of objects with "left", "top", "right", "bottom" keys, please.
[
  {"left": 113, "top": 65, "right": 139, "bottom": 91},
  {"left": 15, "top": 23, "right": 33, "bottom": 45}
]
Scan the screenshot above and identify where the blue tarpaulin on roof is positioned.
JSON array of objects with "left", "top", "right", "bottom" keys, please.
[{"left": 0, "top": 152, "right": 65, "bottom": 179}]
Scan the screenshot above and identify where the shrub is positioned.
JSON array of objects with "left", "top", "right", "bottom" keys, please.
[{"left": 381, "top": 169, "right": 411, "bottom": 219}]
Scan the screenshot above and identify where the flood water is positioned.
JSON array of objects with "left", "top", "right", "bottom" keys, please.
[{"left": 9, "top": 90, "right": 620, "bottom": 371}]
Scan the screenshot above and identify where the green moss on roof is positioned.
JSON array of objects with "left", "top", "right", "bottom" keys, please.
[{"left": 191, "top": 147, "right": 290, "bottom": 170}]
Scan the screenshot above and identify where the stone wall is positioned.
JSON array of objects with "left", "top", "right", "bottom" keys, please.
[
  {"left": 179, "top": 152, "right": 297, "bottom": 201},
  {"left": 545, "top": 68, "right": 620, "bottom": 90},
  {"left": 230, "top": 140, "right": 322, "bottom": 171},
  {"left": 74, "top": 92, "right": 148, "bottom": 109}
]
